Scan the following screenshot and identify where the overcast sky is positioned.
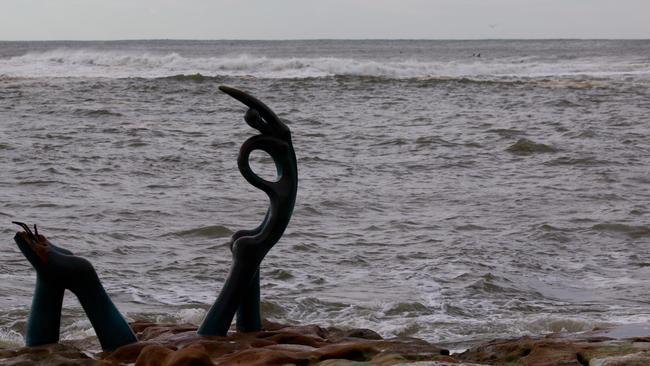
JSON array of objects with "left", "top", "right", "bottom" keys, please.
[{"left": 1, "top": 0, "right": 649, "bottom": 41}]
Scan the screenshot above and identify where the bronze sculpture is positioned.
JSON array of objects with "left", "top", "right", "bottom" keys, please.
[
  {"left": 198, "top": 86, "right": 298, "bottom": 336},
  {"left": 13, "top": 222, "right": 138, "bottom": 351}
]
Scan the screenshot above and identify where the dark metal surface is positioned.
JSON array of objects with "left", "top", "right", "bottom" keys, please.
[{"left": 198, "top": 86, "right": 298, "bottom": 336}]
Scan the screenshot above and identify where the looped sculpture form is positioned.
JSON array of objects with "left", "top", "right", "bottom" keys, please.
[
  {"left": 11, "top": 86, "right": 298, "bottom": 350},
  {"left": 198, "top": 86, "right": 298, "bottom": 336}
]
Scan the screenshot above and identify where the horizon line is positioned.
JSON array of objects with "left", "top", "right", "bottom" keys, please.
[{"left": 1, "top": 37, "right": 649, "bottom": 42}]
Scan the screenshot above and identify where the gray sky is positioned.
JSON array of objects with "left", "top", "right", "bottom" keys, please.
[{"left": 1, "top": 0, "right": 649, "bottom": 40}]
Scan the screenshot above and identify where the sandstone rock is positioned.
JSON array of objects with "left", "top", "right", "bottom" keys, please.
[
  {"left": 459, "top": 324, "right": 650, "bottom": 366},
  {"left": 214, "top": 347, "right": 312, "bottom": 365},
  {"left": 0, "top": 343, "right": 104, "bottom": 366},
  {"left": 164, "top": 344, "right": 214, "bottom": 366},
  {"left": 326, "top": 326, "right": 382, "bottom": 342},
  {"left": 134, "top": 345, "right": 174, "bottom": 366},
  {"left": 374, "top": 336, "right": 450, "bottom": 360},
  {"left": 105, "top": 341, "right": 168, "bottom": 364},
  {"left": 5, "top": 320, "right": 649, "bottom": 365},
  {"left": 591, "top": 351, "right": 650, "bottom": 366}
]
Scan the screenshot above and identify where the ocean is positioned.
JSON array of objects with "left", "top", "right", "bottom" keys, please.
[{"left": 0, "top": 39, "right": 649, "bottom": 351}]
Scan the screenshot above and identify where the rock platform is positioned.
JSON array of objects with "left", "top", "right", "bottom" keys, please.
[{"left": 1, "top": 321, "right": 649, "bottom": 365}]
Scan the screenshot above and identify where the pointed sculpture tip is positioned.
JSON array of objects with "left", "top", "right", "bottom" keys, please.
[
  {"left": 218, "top": 85, "right": 241, "bottom": 100},
  {"left": 12, "top": 221, "right": 35, "bottom": 237},
  {"left": 218, "top": 85, "right": 255, "bottom": 106},
  {"left": 219, "top": 85, "right": 236, "bottom": 94},
  {"left": 12, "top": 221, "right": 26, "bottom": 229}
]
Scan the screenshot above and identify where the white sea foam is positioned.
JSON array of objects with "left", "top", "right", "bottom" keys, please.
[
  {"left": 1, "top": 49, "right": 648, "bottom": 79},
  {"left": 60, "top": 319, "right": 96, "bottom": 340},
  {"left": 0, "top": 327, "right": 23, "bottom": 348}
]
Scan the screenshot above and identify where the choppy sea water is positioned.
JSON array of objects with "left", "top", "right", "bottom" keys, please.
[{"left": 0, "top": 39, "right": 649, "bottom": 351}]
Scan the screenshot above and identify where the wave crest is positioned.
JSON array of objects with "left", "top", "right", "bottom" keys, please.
[{"left": 2, "top": 49, "right": 648, "bottom": 80}]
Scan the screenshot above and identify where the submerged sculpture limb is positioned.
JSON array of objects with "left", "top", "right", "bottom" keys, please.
[
  {"left": 27, "top": 276, "right": 64, "bottom": 346},
  {"left": 13, "top": 222, "right": 137, "bottom": 351},
  {"left": 198, "top": 86, "right": 298, "bottom": 336}
]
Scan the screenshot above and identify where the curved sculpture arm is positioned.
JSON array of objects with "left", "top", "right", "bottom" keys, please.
[
  {"left": 232, "top": 95, "right": 298, "bottom": 255},
  {"left": 222, "top": 86, "right": 298, "bottom": 251},
  {"left": 219, "top": 86, "right": 291, "bottom": 141}
]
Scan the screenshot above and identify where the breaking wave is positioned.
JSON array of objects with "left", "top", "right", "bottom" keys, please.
[{"left": 1, "top": 49, "right": 648, "bottom": 80}]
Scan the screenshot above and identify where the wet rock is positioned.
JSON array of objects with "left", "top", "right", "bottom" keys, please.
[
  {"left": 0, "top": 321, "right": 452, "bottom": 365},
  {"left": 4, "top": 321, "right": 650, "bottom": 365},
  {"left": 591, "top": 351, "right": 650, "bottom": 366},
  {"left": 343, "top": 328, "right": 382, "bottom": 340},
  {"left": 459, "top": 324, "right": 650, "bottom": 366},
  {"left": 374, "top": 336, "right": 450, "bottom": 360},
  {"left": 105, "top": 342, "right": 169, "bottom": 364},
  {"left": 506, "top": 138, "right": 557, "bottom": 155},
  {"left": 163, "top": 344, "right": 214, "bottom": 366},
  {"left": 326, "top": 327, "right": 382, "bottom": 341},
  {"left": 0, "top": 343, "right": 104, "bottom": 365},
  {"left": 259, "top": 330, "right": 327, "bottom": 347},
  {"left": 134, "top": 345, "right": 174, "bottom": 366},
  {"left": 458, "top": 336, "right": 582, "bottom": 365}
]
